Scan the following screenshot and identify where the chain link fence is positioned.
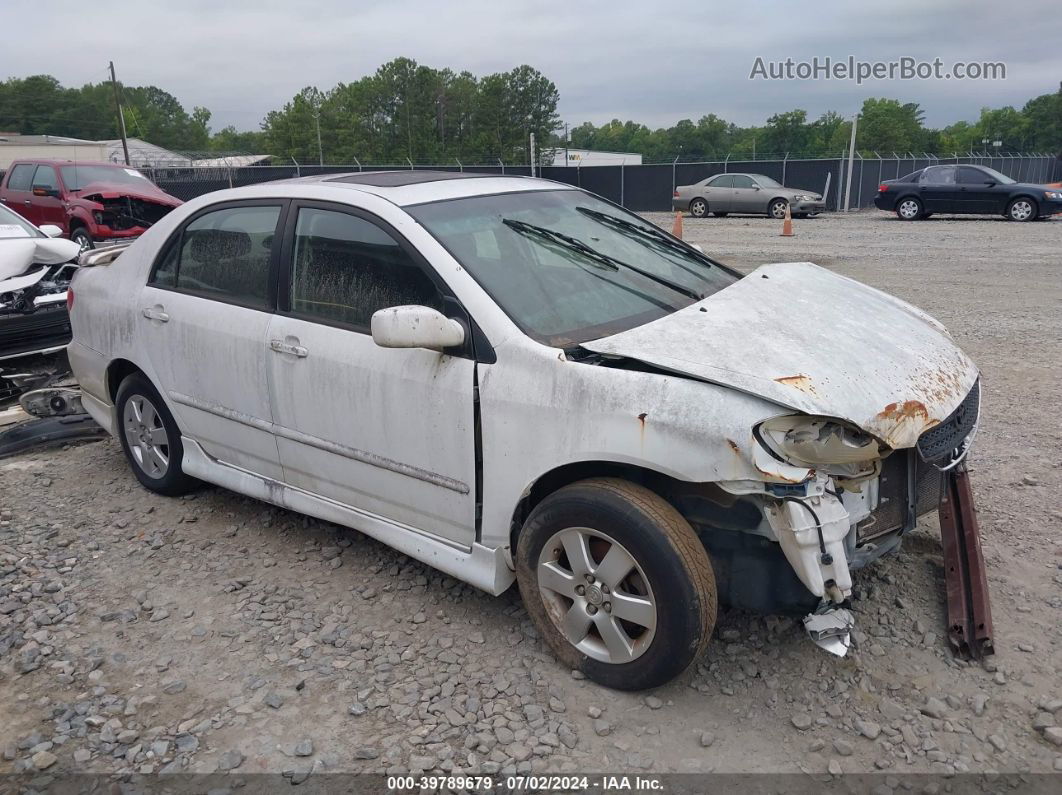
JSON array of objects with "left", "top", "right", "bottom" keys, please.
[{"left": 147, "top": 153, "right": 1062, "bottom": 212}]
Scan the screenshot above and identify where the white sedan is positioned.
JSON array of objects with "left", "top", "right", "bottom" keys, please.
[{"left": 68, "top": 172, "right": 980, "bottom": 689}]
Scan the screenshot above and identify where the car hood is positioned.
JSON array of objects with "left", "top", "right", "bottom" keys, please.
[
  {"left": 581, "top": 261, "right": 979, "bottom": 449},
  {"left": 77, "top": 181, "right": 181, "bottom": 205}
]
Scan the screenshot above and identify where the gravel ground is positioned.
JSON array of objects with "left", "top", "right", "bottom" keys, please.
[{"left": 1, "top": 210, "right": 1060, "bottom": 782}]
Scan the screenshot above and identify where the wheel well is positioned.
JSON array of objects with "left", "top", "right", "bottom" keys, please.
[
  {"left": 69, "top": 219, "right": 87, "bottom": 232},
  {"left": 1008, "top": 194, "right": 1039, "bottom": 207},
  {"left": 689, "top": 197, "right": 707, "bottom": 209},
  {"left": 508, "top": 461, "right": 686, "bottom": 552},
  {"left": 106, "top": 359, "right": 145, "bottom": 402}
]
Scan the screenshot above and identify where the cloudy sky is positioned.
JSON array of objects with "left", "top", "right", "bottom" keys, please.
[{"left": 4, "top": 0, "right": 1059, "bottom": 131}]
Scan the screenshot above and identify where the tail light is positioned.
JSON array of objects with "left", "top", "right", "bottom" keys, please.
[
  {"left": 66, "top": 286, "right": 74, "bottom": 312},
  {"left": 878, "top": 184, "right": 888, "bottom": 192},
  {"left": 673, "top": 190, "right": 680, "bottom": 197}
]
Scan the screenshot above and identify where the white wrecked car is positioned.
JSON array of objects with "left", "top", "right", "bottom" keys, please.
[
  {"left": 67, "top": 173, "right": 980, "bottom": 689},
  {"left": 0, "top": 204, "right": 80, "bottom": 362}
]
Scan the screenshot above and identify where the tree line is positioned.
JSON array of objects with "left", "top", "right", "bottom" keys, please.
[{"left": 1, "top": 65, "right": 1059, "bottom": 165}]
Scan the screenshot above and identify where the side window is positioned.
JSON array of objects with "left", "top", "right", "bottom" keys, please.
[
  {"left": 920, "top": 166, "right": 955, "bottom": 185},
  {"left": 6, "top": 164, "right": 35, "bottom": 191},
  {"left": 290, "top": 207, "right": 444, "bottom": 329},
  {"left": 32, "top": 166, "right": 59, "bottom": 192},
  {"left": 708, "top": 175, "right": 734, "bottom": 188},
  {"left": 731, "top": 175, "right": 755, "bottom": 188},
  {"left": 958, "top": 167, "right": 990, "bottom": 185},
  {"left": 151, "top": 204, "right": 281, "bottom": 308}
]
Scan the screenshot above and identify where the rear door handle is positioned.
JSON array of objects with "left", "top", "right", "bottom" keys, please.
[
  {"left": 270, "top": 339, "right": 308, "bottom": 358},
  {"left": 141, "top": 306, "right": 169, "bottom": 322}
]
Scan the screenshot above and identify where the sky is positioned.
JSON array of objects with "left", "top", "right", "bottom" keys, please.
[{"left": 2, "top": 0, "right": 1059, "bottom": 133}]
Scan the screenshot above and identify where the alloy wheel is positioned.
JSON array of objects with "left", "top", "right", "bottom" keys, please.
[
  {"left": 1009, "top": 200, "right": 1033, "bottom": 221},
  {"left": 123, "top": 394, "right": 170, "bottom": 479},
  {"left": 536, "top": 527, "right": 657, "bottom": 664},
  {"left": 898, "top": 199, "right": 920, "bottom": 219}
]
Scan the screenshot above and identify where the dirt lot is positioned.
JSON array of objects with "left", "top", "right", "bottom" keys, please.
[{"left": 1, "top": 210, "right": 1060, "bottom": 781}]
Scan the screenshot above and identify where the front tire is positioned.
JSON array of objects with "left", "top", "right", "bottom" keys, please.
[
  {"left": 688, "top": 198, "right": 708, "bottom": 218},
  {"left": 516, "top": 478, "right": 717, "bottom": 691},
  {"left": 769, "top": 199, "right": 789, "bottom": 219},
  {"left": 115, "top": 373, "right": 197, "bottom": 496},
  {"left": 896, "top": 197, "right": 923, "bottom": 220},
  {"left": 1006, "top": 197, "right": 1037, "bottom": 222},
  {"left": 70, "top": 227, "right": 94, "bottom": 251}
]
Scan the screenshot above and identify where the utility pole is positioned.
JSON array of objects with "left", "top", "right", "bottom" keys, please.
[
  {"left": 313, "top": 110, "right": 323, "bottom": 166},
  {"left": 564, "top": 122, "right": 569, "bottom": 167},
  {"left": 108, "top": 61, "right": 130, "bottom": 166},
  {"left": 529, "top": 133, "right": 536, "bottom": 177},
  {"left": 843, "top": 113, "right": 858, "bottom": 212}
]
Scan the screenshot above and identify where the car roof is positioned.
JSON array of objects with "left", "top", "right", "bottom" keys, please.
[{"left": 257, "top": 170, "right": 574, "bottom": 207}]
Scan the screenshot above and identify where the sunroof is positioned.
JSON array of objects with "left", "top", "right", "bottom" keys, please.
[{"left": 326, "top": 170, "right": 501, "bottom": 187}]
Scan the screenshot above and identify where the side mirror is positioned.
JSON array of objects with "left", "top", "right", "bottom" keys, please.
[
  {"left": 371, "top": 305, "right": 465, "bottom": 352},
  {"left": 752, "top": 185, "right": 761, "bottom": 190},
  {"left": 32, "top": 186, "right": 59, "bottom": 198},
  {"left": 39, "top": 224, "right": 63, "bottom": 238}
]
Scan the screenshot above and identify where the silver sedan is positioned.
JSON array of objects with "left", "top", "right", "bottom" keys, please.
[{"left": 672, "top": 173, "right": 826, "bottom": 218}]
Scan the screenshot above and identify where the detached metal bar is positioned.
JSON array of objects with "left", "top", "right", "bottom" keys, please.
[{"left": 937, "top": 466, "right": 994, "bottom": 659}]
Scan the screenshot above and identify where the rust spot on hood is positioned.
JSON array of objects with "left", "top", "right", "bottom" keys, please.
[
  {"left": 774, "top": 374, "right": 818, "bottom": 396},
  {"left": 637, "top": 412, "right": 648, "bottom": 426},
  {"left": 876, "top": 400, "right": 930, "bottom": 424},
  {"left": 726, "top": 438, "right": 741, "bottom": 454}
]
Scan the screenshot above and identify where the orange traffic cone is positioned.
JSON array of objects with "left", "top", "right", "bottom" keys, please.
[
  {"left": 672, "top": 211, "right": 683, "bottom": 240},
  {"left": 780, "top": 203, "right": 794, "bottom": 237}
]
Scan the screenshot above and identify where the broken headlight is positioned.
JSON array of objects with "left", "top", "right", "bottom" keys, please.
[{"left": 754, "top": 415, "right": 885, "bottom": 479}]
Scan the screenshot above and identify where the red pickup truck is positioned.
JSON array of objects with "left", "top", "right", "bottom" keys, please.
[{"left": 0, "top": 159, "right": 182, "bottom": 250}]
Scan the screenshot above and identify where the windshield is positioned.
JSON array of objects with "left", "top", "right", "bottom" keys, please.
[
  {"left": 60, "top": 165, "right": 151, "bottom": 191},
  {"left": 977, "top": 166, "right": 1016, "bottom": 185},
  {"left": 753, "top": 174, "right": 782, "bottom": 187},
  {"left": 409, "top": 190, "right": 738, "bottom": 346},
  {"left": 0, "top": 204, "right": 43, "bottom": 238}
]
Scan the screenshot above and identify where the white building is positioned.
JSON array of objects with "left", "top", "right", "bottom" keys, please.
[
  {"left": 550, "top": 148, "right": 643, "bottom": 167},
  {"left": 0, "top": 133, "right": 269, "bottom": 170}
]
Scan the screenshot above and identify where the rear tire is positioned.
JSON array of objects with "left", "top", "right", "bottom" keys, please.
[
  {"left": 689, "top": 198, "right": 708, "bottom": 218},
  {"left": 516, "top": 477, "right": 717, "bottom": 691},
  {"left": 115, "top": 373, "right": 198, "bottom": 496},
  {"left": 896, "top": 197, "right": 923, "bottom": 220},
  {"left": 1006, "top": 197, "right": 1037, "bottom": 222}
]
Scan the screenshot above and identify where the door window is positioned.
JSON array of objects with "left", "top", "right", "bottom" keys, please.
[
  {"left": 151, "top": 204, "right": 281, "bottom": 309},
  {"left": 707, "top": 174, "right": 733, "bottom": 188},
  {"left": 288, "top": 207, "right": 444, "bottom": 330},
  {"left": 957, "top": 167, "right": 990, "bottom": 185},
  {"left": 32, "top": 166, "right": 60, "bottom": 192},
  {"left": 731, "top": 175, "right": 755, "bottom": 188},
  {"left": 919, "top": 167, "right": 956, "bottom": 185},
  {"left": 5, "top": 164, "right": 35, "bottom": 191}
]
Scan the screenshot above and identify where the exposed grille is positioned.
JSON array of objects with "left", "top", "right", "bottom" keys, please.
[
  {"left": 858, "top": 450, "right": 942, "bottom": 542},
  {"left": 0, "top": 305, "right": 71, "bottom": 358},
  {"left": 917, "top": 380, "right": 980, "bottom": 463}
]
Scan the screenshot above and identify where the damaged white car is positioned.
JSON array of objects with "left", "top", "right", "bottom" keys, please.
[
  {"left": 67, "top": 172, "right": 980, "bottom": 689},
  {"left": 0, "top": 205, "right": 80, "bottom": 360}
]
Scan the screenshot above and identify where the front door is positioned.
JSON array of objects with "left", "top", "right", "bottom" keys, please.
[
  {"left": 956, "top": 166, "right": 1005, "bottom": 214},
  {"left": 729, "top": 174, "right": 763, "bottom": 213},
  {"left": 266, "top": 203, "right": 477, "bottom": 547},
  {"left": 138, "top": 201, "right": 286, "bottom": 480}
]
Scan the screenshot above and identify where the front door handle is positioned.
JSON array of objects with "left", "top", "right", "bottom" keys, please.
[
  {"left": 270, "top": 339, "right": 308, "bottom": 358},
  {"left": 142, "top": 306, "right": 169, "bottom": 322}
]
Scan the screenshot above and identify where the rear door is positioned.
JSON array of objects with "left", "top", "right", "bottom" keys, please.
[
  {"left": 918, "top": 166, "right": 959, "bottom": 212},
  {"left": 31, "top": 166, "right": 65, "bottom": 228},
  {"left": 705, "top": 175, "right": 733, "bottom": 211},
  {"left": 265, "top": 201, "right": 477, "bottom": 547},
  {"left": 138, "top": 200, "right": 287, "bottom": 480},
  {"left": 1, "top": 164, "right": 38, "bottom": 225}
]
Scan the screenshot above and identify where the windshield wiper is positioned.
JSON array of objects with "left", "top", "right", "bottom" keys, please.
[
  {"left": 502, "top": 218, "right": 703, "bottom": 301},
  {"left": 576, "top": 206, "right": 716, "bottom": 284}
]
